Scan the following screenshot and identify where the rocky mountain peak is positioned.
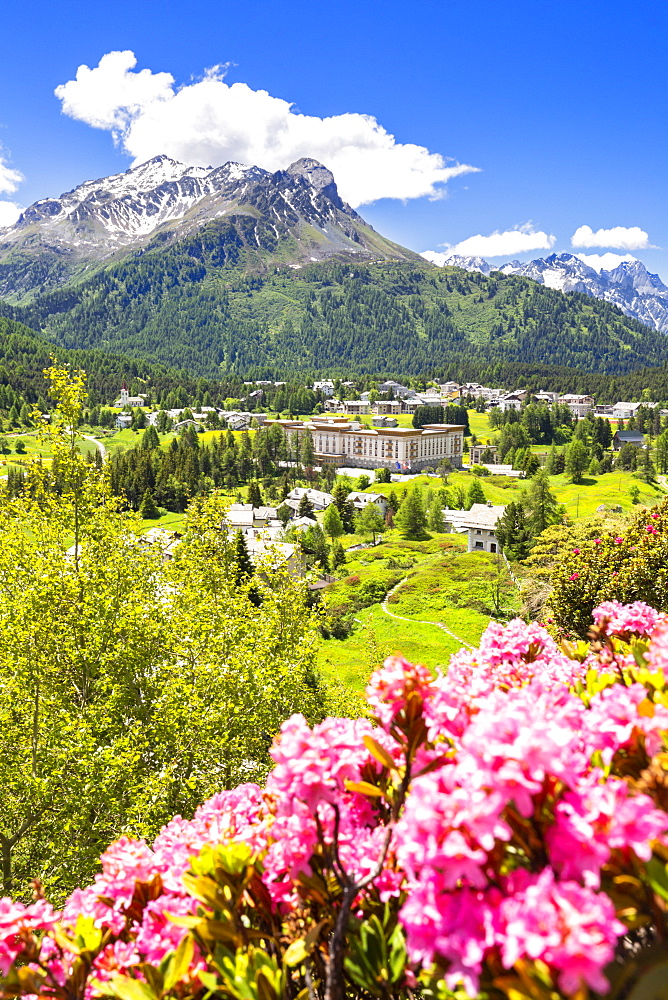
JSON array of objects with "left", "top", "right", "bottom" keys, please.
[
  {"left": 283, "top": 158, "right": 345, "bottom": 210},
  {"left": 0, "top": 155, "right": 420, "bottom": 299}
]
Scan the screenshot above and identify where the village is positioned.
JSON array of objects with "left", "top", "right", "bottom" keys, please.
[{"left": 107, "top": 374, "right": 665, "bottom": 598}]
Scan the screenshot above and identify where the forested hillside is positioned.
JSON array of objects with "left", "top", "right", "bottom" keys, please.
[
  {"left": 0, "top": 315, "right": 246, "bottom": 406},
  {"left": 4, "top": 226, "right": 668, "bottom": 378}
]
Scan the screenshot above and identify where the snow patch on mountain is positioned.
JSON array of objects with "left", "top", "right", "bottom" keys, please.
[{"left": 421, "top": 249, "right": 668, "bottom": 334}]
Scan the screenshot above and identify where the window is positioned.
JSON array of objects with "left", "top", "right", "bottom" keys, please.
[
  {"left": 474, "top": 541, "right": 484, "bottom": 550},
  {"left": 476, "top": 529, "right": 482, "bottom": 535}
]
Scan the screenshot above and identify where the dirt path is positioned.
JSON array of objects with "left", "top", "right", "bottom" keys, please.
[{"left": 380, "top": 578, "right": 475, "bottom": 650}]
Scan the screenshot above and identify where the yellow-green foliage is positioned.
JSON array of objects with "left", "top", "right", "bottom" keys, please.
[{"left": 549, "top": 495, "right": 668, "bottom": 637}]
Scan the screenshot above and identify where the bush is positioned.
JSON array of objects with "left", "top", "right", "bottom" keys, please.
[
  {"left": 549, "top": 495, "right": 668, "bottom": 636},
  {"left": 6, "top": 604, "right": 668, "bottom": 1000}
]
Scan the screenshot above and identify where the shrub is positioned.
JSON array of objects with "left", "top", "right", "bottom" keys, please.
[
  {"left": 5, "top": 605, "right": 668, "bottom": 1000},
  {"left": 549, "top": 495, "right": 668, "bottom": 636}
]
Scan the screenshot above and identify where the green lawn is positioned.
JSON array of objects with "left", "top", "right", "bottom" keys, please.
[
  {"left": 317, "top": 603, "right": 463, "bottom": 693},
  {"left": 317, "top": 528, "right": 514, "bottom": 691},
  {"left": 549, "top": 471, "right": 665, "bottom": 517},
  {"left": 365, "top": 468, "right": 666, "bottom": 521},
  {"left": 139, "top": 511, "right": 187, "bottom": 532}
]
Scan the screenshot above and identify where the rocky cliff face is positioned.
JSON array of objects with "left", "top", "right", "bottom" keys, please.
[{"left": 0, "top": 156, "right": 420, "bottom": 298}]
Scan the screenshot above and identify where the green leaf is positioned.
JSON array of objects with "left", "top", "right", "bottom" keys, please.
[
  {"left": 283, "top": 939, "right": 308, "bottom": 967},
  {"left": 363, "top": 734, "right": 396, "bottom": 771},
  {"left": 107, "top": 975, "right": 158, "bottom": 1000},
  {"left": 163, "top": 934, "right": 195, "bottom": 991},
  {"left": 344, "top": 779, "right": 384, "bottom": 798},
  {"left": 645, "top": 857, "right": 668, "bottom": 902}
]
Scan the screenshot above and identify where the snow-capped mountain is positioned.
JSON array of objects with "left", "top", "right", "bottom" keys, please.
[
  {"left": 0, "top": 155, "right": 420, "bottom": 298},
  {"left": 421, "top": 251, "right": 494, "bottom": 274},
  {"left": 422, "top": 250, "right": 668, "bottom": 333}
]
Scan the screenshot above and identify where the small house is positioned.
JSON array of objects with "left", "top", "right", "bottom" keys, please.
[
  {"left": 613, "top": 430, "right": 646, "bottom": 451},
  {"left": 347, "top": 491, "right": 389, "bottom": 516}
]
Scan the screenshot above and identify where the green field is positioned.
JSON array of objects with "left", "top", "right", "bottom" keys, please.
[
  {"left": 317, "top": 603, "right": 465, "bottom": 693},
  {"left": 317, "top": 528, "right": 517, "bottom": 690},
  {"left": 367, "top": 468, "right": 665, "bottom": 520}
]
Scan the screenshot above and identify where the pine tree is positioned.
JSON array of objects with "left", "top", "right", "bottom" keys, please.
[
  {"left": 298, "top": 492, "right": 315, "bottom": 518},
  {"left": 247, "top": 480, "right": 263, "bottom": 508},
  {"left": 656, "top": 429, "right": 668, "bottom": 474},
  {"left": 427, "top": 495, "right": 445, "bottom": 532},
  {"left": 545, "top": 443, "right": 558, "bottom": 475},
  {"left": 301, "top": 431, "right": 315, "bottom": 468},
  {"left": 233, "top": 529, "right": 254, "bottom": 583},
  {"left": 138, "top": 489, "right": 160, "bottom": 519},
  {"left": 303, "top": 523, "right": 329, "bottom": 570},
  {"left": 331, "top": 539, "right": 346, "bottom": 570},
  {"left": 524, "top": 470, "right": 560, "bottom": 538},
  {"left": 140, "top": 425, "right": 160, "bottom": 450},
  {"left": 466, "top": 479, "right": 486, "bottom": 509},
  {"left": 332, "top": 482, "right": 355, "bottom": 531},
  {"left": 495, "top": 501, "right": 531, "bottom": 561},
  {"left": 395, "top": 487, "right": 427, "bottom": 539},
  {"left": 565, "top": 439, "right": 589, "bottom": 484}
]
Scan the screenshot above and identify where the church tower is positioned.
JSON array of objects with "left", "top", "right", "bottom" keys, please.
[{"left": 120, "top": 381, "right": 129, "bottom": 406}]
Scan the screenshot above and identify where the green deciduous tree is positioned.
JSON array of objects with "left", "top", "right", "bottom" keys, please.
[
  {"left": 354, "top": 504, "right": 385, "bottom": 544},
  {"left": 323, "top": 503, "right": 344, "bottom": 539},
  {"left": 0, "top": 366, "right": 327, "bottom": 904}
]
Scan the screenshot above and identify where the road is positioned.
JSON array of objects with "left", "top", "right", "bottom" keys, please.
[{"left": 81, "top": 434, "right": 107, "bottom": 460}]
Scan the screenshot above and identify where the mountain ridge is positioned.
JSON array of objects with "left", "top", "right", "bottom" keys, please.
[
  {"left": 0, "top": 155, "right": 422, "bottom": 299},
  {"left": 422, "top": 250, "right": 668, "bottom": 334}
]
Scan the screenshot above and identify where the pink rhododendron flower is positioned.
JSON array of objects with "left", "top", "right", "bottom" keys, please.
[
  {"left": 647, "top": 617, "right": 668, "bottom": 672},
  {"left": 592, "top": 600, "right": 661, "bottom": 638},
  {"left": 0, "top": 899, "right": 58, "bottom": 975},
  {"left": 400, "top": 878, "right": 502, "bottom": 995},
  {"left": 366, "top": 655, "right": 433, "bottom": 728},
  {"left": 547, "top": 772, "right": 668, "bottom": 886},
  {"left": 499, "top": 870, "right": 625, "bottom": 995}
]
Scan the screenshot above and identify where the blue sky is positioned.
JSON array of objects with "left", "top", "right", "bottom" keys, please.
[{"left": 1, "top": 0, "right": 666, "bottom": 277}]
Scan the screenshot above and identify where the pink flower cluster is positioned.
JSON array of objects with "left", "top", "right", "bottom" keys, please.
[
  {"left": 593, "top": 599, "right": 664, "bottom": 638},
  {"left": 2, "top": 603, "right": 668, "bottom": 1000}
]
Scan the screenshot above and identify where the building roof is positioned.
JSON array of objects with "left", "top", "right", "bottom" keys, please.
[
  {"left": 347, "top": 491, "right": 387, "bottom": 503},
  {"left": 287, "top": 487, "right": 334, "bottom": 506},
  {"left": 615, "top": 430, "right": 645, "bottom": 442},
  {"left": 444, "top": 503, "right": 507, "bottom": 531}
]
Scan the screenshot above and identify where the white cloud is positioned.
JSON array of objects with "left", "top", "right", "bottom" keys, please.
[
  {"left": 0, "top": 201, "right": 21, "bottom": 228},
  {"left": 432, "top": 224, "right": 556, "bottom": 259},
  {"left": 55, "top": 51, "right": 479, "bottom": 207},
  {"left": 571, "top": 224, "right": 651, "bottom": 250},
  {"left": 575, "top": 252, "right": 637, "bottom": 272},
  {"left": 0, "top": 157, "right": 23, "bottom": 195}
]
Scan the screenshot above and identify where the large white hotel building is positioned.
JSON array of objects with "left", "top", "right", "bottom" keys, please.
[{"left": 266, "top": 417, "right": 465, "bottom": 471}]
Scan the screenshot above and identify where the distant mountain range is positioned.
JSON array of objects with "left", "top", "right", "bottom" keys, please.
[
  {"left": 421, "top": 250, "right": 668, "bottom": 334},
  {"left": 0, "top": 155, "right": 420, "bottom": 299},
  {"left": 0, "top": 157, "right": 667, "bottom": 380}
]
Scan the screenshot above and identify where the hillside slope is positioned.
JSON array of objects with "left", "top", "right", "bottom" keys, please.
[{"left": 7, "top": 250, "right": 668, "bottom": 378}]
